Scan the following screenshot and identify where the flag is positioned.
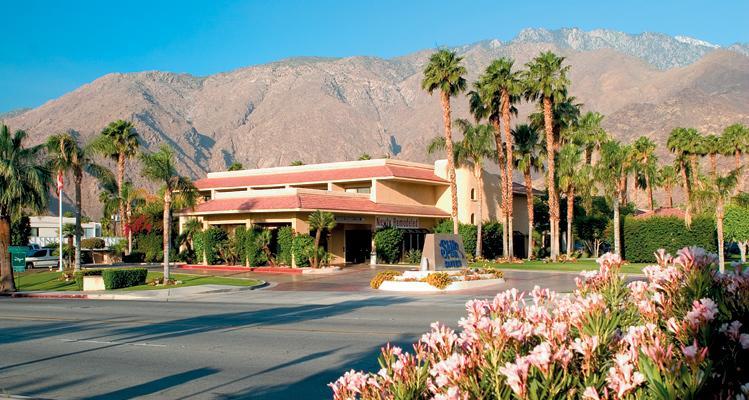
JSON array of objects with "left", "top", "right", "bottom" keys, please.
[{"left": 57, "top": 171, "right": 64, "bottom": 193}]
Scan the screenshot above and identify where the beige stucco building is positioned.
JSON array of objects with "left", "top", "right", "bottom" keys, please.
[{"left": 177, "top": 158, "right": 534, "bottom": 265}]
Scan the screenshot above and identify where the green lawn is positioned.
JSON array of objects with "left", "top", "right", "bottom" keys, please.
[
  {"left": 12, "top": 270, "right": 262, "bottom": 292},
  {"left": 471, "top": 259, "right": 652, "bottom": 275}
]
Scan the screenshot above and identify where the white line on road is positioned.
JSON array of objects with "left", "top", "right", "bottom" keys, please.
[{"left": 59, "top": 338, "right": 166, "bottom": 347}]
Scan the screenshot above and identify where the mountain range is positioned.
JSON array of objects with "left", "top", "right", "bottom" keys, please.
[{"left": 3, "top": 27, "right": 749, "bottom": 217}]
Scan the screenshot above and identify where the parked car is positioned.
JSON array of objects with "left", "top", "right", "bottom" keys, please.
[
  {"left": 25, "top": 248, "right": 59, "bottom": 269},
  {"left": 26, "top": 243, "right": 41, "bottom": 252}
]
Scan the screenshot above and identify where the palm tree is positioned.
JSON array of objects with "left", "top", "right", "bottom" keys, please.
[
  {"left": 667, "top": 128, "right": 700, "bottom": 226},
  {"left": 632, "top": 136, "right": 658, "bottom": 210},
  {"left": 178, "top": 218, "right": 202, "bottom": 255},
  {"left": 513, "top": 124, "right": 544, "bottom": 259},
  {"left": 557, "top": 143, "right": 583, "bottom": 257},
  {"left": 703, "top": 134, "right": 729, "bottom": 177},
  {"left": 140, "top": 146, "right": 196, "bottom": 282},
  {"left": 569, "top": 112, "right": 607, "bottom": 164},
  {"left": 227, "top": 162, "right": 244, "bottom": 171},
  {"left": 98, "top": 178, "right": 121, "bottom": 235},
  {"left": 658, "top": 164, "right": 679, "bottom": 208},
  {"left": 121, "top": 182, "right": 147, "bottom": 255},
  {"left": 358, "top": 153, "right": 372, "bottom": 161},
  {"left": 46, "top": 132, "right": 112, "bottom": 271},
  {"left": 429, "top": 120, "right": 495, "bottom": 258},
  {"left": 523, "top": 51, "right": 571, "bottom": 260},
  {"left": 0, "top": 125, "right": 51, "bottom": 292},
  {"left": 422, "top": 49, "right": 467, "bottom": 234},
  {"left": 722, "top": 123, "right": 749, "bottom": 170},
  {"left": 307, "top": 210, "right": 336, "bottom": 268},
  {"left": 596, "top": 141, "right": 631, "bottom": 256},
  {"left": 256, "top": 229, "right": 276, "bottom": 267},
  {"left": 90, "top": 120, "right": 140, "bottom": 236},
  {"left": 700, "top": 169, "right": 741, "bottom": 272}
]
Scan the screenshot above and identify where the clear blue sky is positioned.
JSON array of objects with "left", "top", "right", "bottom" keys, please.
[{"left": 2, "top": 0, "right": 747, "bottom": 112}]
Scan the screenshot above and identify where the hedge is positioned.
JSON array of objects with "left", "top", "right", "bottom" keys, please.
[
  {"left": 276, "top": 226, "right": 294, "bottom": 266},
  {"left": 102, "top": 268, "right": 148, "bottom": 289},
  {"left": 136, "top": 232, "right": 163, "bottom": 262},
  {"left": 434, "top": 220, "right": 480, "bottom": 258},
  {"left": 481, "top": 220, "right": 503, "bottom": 259},
  {"left": 194, "top": 227, "right": 228, "bottom": 264},
  {"left": 81, "top": 237, "right": 106, "bottom": 249},
  {"left": 74, "top": 269, "right": 103, "bottom": 290},
  {"left": 621, "top": 215, "right": 716, "bottom": 262},
  {"left": 235, "top": 226, "right": 266, "bottom": 267},
  {"left": 374, "top": 227, "right": 404, "bottom": 264},
  {"left": 292, "top": 234, "right": 315, "bottom": 267}
]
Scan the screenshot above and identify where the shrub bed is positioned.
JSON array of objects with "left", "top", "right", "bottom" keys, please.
[
  {"left": 276, "top": 226, "right": 294, "bottom": 266},
  {"left": 370, "top": 270, "right": 403, "bottom": 289},
  {"left": 292, "top": 234, "right": 315, "bottom": 267},
  {"left": 80, "top": 237, "right": 106, "bottom": 249},
  {"left": 331, "top": 247, "right": 749, "bottom": 399},
  {"left": 194, "top": 227, "right": 228, "bottom": 265},
  {"left": 622, "top": 215, "right": 716, "bottom": 262},
  {"left": 102, "top": 268, "right": 148, "bottom": 289},
  {"left": 420, "top": 272, "right": 452, "bottom": 289},
  {"left": 374, "top": 227, "right": 404, "bottom": 264}
]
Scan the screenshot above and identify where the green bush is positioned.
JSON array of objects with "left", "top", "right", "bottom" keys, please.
[
  {"left": 481, "top": 220, "right": 503, "bottom": 259},
  {"left": 405, "top": 249, "right": 422, "bottom": 265},
  {"left": 136, "top": 232, "right": 163, "bottom": 263},
  {"left": 374, "top": 227, "right": 404, "bottom": 264},
  {"left": 234, "top": 227, "right": 267, "bottom": 267},
  {"left": 434, "top": 220, "right": 478, "bottom": 258},
  {"left": 292, "top": 234, "right": 315, "bottom": 267},
  {"left": 194, "top": 227, "right": 228, "bottom": 264},
  {"left": 74, "top": 269, "right": 103, "bottom": 290},
  {"left": 81, "top": 238, "right": 106, "bottom": 249},
  {"left": 276, "top": 226, "right": 294, "bottom": 266},
  {"left": 621, "top": 215, "right": 717, "bottom": 262},
  {"left": 102, "top": 268, "right": 148, "bottom": 289}
]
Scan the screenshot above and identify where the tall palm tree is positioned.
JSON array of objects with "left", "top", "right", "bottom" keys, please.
[
  {"left": 0, "top": 125, "right": 51, "bottom": 292},
  {"left": 46, "top": 132, "right": 112, "bottom": 271},
  {"left": 178, "top": 218, "right": 202, "bottom": 256},
  {"left": 568, "top": 111, "right": 607, "bottom": 164},
  {"left": 429, "top": 120, "right": 495, "bottom": 258},
  {"left": 529, "top": 93, "right": 582, "bottom": 148},
  {"left": 596, "top": 140, "right": 631, "bottom": 256},
  {"left": 307, "top": 210, "right": 336, "bottom": 268},
  {"left": 699, "top": 169, "right": 741, "bottom": 272},
  {"left": 722, "top": 123, "right": 749, "bottom": 170},
  {"left": 658, "top": 164, "right": 679, "bottom": 208},
  {"left": 422, "top": 49, "right": 467, "bottom": 234},
  {"left": 90, "top": 120, "right": 140, "bottom": 236},
  {"left": 703, "top": 134, "right": 729, "bottom": 177},
  {"left": 523, "top": 51, "right": 571, "bottom": 260},
  {"left": 632, "top": 136, "right": 658, "bottom": 210},
  {"left": 121, "top": 181, "right": 147, "bottom": 255},
  {"left": 667, "top": 128, "right": 700, "bottom": 226},
  {"left": 140, "top": 146, "right": 196, "bottom": 282},
  {"left": 557, "top": 143, "right": 583, "bottom": 257},
  {"left": 512, "top": 124, "right": 544, "bottom": 259}
]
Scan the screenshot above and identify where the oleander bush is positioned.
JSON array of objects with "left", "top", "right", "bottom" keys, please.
[
  {"left": 331, "top": 247, "right": 749, "bottom": 399},
  {"left": 102, "top": 268, "right": 148, "bottom": 289},
  {"left": 370, "top": 270, "right": 403, "bottom": 289},
  {"left": 421, "top": 272, "right": 452, "bottom": 289},
  {"left": 374, "top": 227, "right": 404, "bottom": 264},
  {"left": 80, "top": 237, "right": 106, "bottom": 249},
  {"left": 621, "top": 215, "right": 716, "bottom": 262}
]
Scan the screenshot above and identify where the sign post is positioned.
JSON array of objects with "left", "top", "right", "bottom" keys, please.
[{"left": 420, "top": 234, "right": 468, "bottom": 271}]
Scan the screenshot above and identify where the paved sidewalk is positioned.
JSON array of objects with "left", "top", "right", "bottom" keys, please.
[{"left": 2, "top": 282, "right": 267, "bottom": 301}]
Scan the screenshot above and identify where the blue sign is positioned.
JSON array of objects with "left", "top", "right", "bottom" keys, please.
[{"left": 439, "top": 239, "right": 465, "bottom": 268}]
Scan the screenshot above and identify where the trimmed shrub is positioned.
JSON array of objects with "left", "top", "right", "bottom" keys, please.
[
  {"left": 74, "top": 269, "right": 103, "bottom": 290},
  {"left": 136, "top": 232, "right": 163, "bottom": 263},
  {"left": 276, "top": 226, "right": 294, "bottom": 266},
  {"left": 102, "top": 268, "right": 148, "bottom": 289},
  {"left": 481, "top": 220, "right": 503, "bottom": 259},
  {"left": 621, "top": 215, "right": 716, "bottom": 262},
  {"left": 405, "top": 249, "right": 422, "bottom": 265},
  {"left": 374, "top": 227, "right": 404, "bottom": 264},
  {"left": 292, "top": 234, "right": 315, "bottom": 267},
  {"left": 421, "top": 272, "right": 452, "bottom": 289},
  {"left": 370, "top": 270, "right": 402, "bottom": 289},
  {"left": 434, "top": 220, "right": 478, "bottom": 258},
  {"left": 81, "top": 238, "right": 106, "bottom": 249},
  {"left": 194, "top": 227, "right": 229, "bottom": 264},
  {"left": 234, "top": 227, "right": 267, "bottom": 267}
]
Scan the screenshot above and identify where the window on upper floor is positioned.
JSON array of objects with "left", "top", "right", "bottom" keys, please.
[
  {"left": 470, "top": 213, "right": 475, "bottom": 225},
  {"left": 470, "top": 188, "right": 476, "bottom": 201},
  {"left": 345, "top": 187, "right": 371, "bottom": 194}
]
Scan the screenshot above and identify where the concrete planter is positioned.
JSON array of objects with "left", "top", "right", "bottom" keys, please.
[
  {"left": 301, "top": 266, "right": 341, "bottom": 275},
  {"left": 378, "top": 276, "right": 505, "bottom": 292},
  {"left": 83, "top": 276, "right": 105, "bottom": 291}
]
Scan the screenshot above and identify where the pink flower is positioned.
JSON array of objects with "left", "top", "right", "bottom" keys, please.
[
  {"left": 499, "top": 356, "right": 531, "bottom": 398},
  {"left": 528, "top": 342, "right": 553, "bottom": 374},
  {"left": 607, "top": 353, "right": 645, "bottom": 397},
  {"left": 681, "top": 340, "right": 708, "bottom": 366},
  {"left": 582, "top": 386, "right": 602, "bottom": 400},
  {"left": 740, "top": 334, "right": 749, "bottom": 349},
  {"left": 685, "top": 298, "right": 718, "bottom": 329}
]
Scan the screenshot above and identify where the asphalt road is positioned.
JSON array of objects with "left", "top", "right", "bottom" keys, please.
[{"left": 0, "top": 291, "right": 475, "bottom": 399}]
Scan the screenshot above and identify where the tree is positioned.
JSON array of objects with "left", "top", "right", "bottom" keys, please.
[
  {"left": 703, "top": 134, "right": 731, "bottom": 178},
  {"left": 422, "top": 49, "right": 467, "bottom": 234},
  {"left": 178, "top": 218, "right": 202, "bottom": 255},
  {"left": 90, "top": 120, "right": 140, "bottom": 236},
  {"left": 256, "top": 229, "right": 276, "bottom": 267},
  {"left": 140, "top": 146, "right": 196, "bottom": 282},
  {"left": 596, "top": 141, "right": 632, "bottom": 256},
  {"left": 46, "top": 132, "right": 111, "bottom": 271},
  {"left": 61, "top": 223, "right": 77, "bottom": 267},
  {"left": 429, "top": 120, "right": 495, "bottom": 258},
  {"left": 698, "top": 169, "right": 740, "bottom": 272},
  {"left": 557, "top": 143, "right": 583, "bottom": 257},
  {"left": 568, "top": 111, "right": 607, "bottom": 164},
  {"left": 358, "top": 153, "right": 371, "bottom": 160},
  {"left": 722, "top": 123, "right": 749, "bottom": 171},
  {"left": 658, "top": 164, "right": 679, "bottom": 208},
  {"left": 0, "top": 125, "right": 51, "bottom": 292},
  {"left": 667, "top": 128, "right": 701, "bottom": 226},
  {"left": 290, "top": 160, "right": 305, "bottom": 166},
  {"left": 227, "top": 162, "right": 244, "bottom": 171},
  {"left": 523, "top": 51, "right": 571, "bottom": 260},
  {"left": 121, "top": 182, "right": 147, "bottom": 255},
  {"left": 307, "top": 210, "right": 336, "bottom": 268},
  {"left": 632, "top": 136, "right": 658, "bottom": 210},
  {"left": 724, "top": 203, "right": 749, "bottom": 263},
  {"left": 512, "top": 124, "right": 544, "bottom": 259}
]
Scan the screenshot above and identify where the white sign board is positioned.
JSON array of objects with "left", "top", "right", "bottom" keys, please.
[
  {"left": 376, "top": 216, "right": 419, "bottom": 229},
  {"left": 420, "top": 234, "right": 468, "bottom": 270}
]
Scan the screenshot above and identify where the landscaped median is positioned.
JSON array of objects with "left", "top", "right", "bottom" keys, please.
[
  {"left": 370, "top": 268, "right": 505, "bottom": 292},
  {"left": 471, "top": 258, "right": 652, "bottom": 274}
]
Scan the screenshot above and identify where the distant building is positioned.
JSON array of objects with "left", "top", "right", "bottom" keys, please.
[
  {"left": 29, "top": 216, "right": 102, "bottom": 246},
  {"left": 177, "top": 158, "right": 537, "bottom": 265}
]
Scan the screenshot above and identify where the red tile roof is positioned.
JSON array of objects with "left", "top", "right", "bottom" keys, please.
[
  {"left": 194, "top": 164, "right": 447, "bottom": 190},
  {"left": 182, "top": 192, "right": 450, "bottom": 218}
]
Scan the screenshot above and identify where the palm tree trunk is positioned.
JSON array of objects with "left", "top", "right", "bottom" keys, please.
[
  {"left": 502, "top": 90, "right": 514, "bottom": 260},
  {"left": 543, "top": 97, "right": 559, "bottom": 260},
  {"left": 476, "top": 168, "right": 484, "bottom": 259},
  {"left": 118, "top": 152, "right": 126, "bottom": 237},
  {"left": 680, "top": 160, "right": 692, "bottom": 227},
  {"left": 440, "top": 92, "right": 459, "bottom": 234},
  {"left": 645, "top": 173, "right": 654, "bottom": 211},
  {"left": 74, "top": 172, "right": 83, "bottom": 272},
  {"left": 525, "top": 170, "right": 534, "bottom": 260},
  {"left": 666, "top": 185, "right": 673, "bottom": 208},
  {"left": 566, "top": 188, "right": 574, "bottom": 257},
  {"left": 313, "top": 229, "right": 322, "bottom": 268},
  {"left": 739, "top": 241, "right": 747, "bottom": 263},
  {"left": 717, "top": 200, "right": 725, "bottom": 273},
  {"left": 492, "top": 119, "right": 509, "bottom": 257},
  {"left": 613, "top": 196, "right": 621, "bottom": 256},
  {"left": 163, "top": 192, "right": 172, "bottom": 281},
  {"left": 0, "top": 215, "right": 16, "bottom": 292},
  {"left": 710, "top": 154, "right": 717, "bottom": 177},
  {"left": 126, "top": 201, "right": 132, "bottom": 255}
]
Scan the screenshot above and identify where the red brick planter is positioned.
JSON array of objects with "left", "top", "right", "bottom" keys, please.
[{"left": 180, "top": 265, "right": 303, "bottom": 274}]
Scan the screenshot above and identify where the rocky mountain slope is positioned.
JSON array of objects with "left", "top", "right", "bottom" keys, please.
[{"left": 3, "top": 28, "right": 749, "bottom": 217}]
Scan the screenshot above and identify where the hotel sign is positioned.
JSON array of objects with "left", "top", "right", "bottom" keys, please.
[{"left": 376, "top": 216, "right": 419, "bottom": 229}]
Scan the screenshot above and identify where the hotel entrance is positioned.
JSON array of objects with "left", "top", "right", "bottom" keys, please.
[{"left": 345, "top": 230, "right": 372, "bottom": 264}]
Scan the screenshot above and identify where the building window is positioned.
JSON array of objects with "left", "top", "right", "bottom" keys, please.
[
  {"left": 470, "top": 213, "right": 475, "bottom": 224},
  {"left": 30, "top": 227, "right": 39, "bottom": 237},
  {"left": 345, "top": 187, "right": 371, "bottom": 194},
  {"left": 470, "top": 188, "right": 476, "bottom": 200}
]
